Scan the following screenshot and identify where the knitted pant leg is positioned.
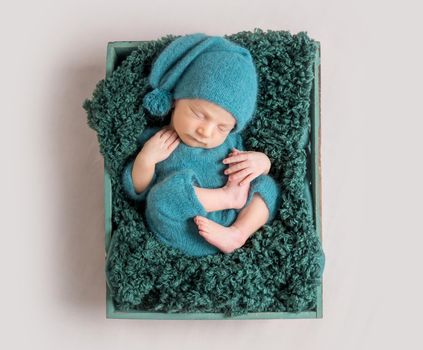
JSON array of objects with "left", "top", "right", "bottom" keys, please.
[
  {"left": 244, "top": 174, "right": 282, "bottom": 224},
  {"left": 145, "top": 169, "right": 219, "bottom": 257}
]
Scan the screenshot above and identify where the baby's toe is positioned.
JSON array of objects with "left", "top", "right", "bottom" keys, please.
[
  {"left": 196, "top": 215, "right": 206, "bottom": 222},
  {"left": 194, "top": 215, "right": 208, "bottom": 226}
]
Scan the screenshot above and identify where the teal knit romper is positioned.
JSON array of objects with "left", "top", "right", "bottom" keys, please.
[{"left": 122, "top": 126, "right": 282, "bottom": 257}]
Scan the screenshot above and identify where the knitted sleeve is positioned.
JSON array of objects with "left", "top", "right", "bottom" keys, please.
[
  {"left": 122, "top": 158, "right": 158, "bottom": 202},
  {"left": 121, "top": 126, "right": 160, "bottom": 203}
]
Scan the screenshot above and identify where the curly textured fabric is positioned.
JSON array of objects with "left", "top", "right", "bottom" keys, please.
[
  {"left": 83, "top": 28, "right": 325, "bottom": 317},
  {"left": 121, "top": 125, "right": 282, "bottom": 257}
]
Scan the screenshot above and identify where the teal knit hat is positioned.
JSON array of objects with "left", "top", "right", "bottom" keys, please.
[{"left": 142, "top": 33, "right": 258, "bottom": 134}]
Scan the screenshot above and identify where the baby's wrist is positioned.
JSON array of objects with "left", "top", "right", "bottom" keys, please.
[{"left": 139, "top": 149, "right": 157, "bottom": 167}]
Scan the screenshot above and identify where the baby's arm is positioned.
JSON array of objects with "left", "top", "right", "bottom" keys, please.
[
  {"left": 132, "top": 151, "right": 156, "bottom": 194},
  {"left": 122, "top": 126, "right": 180, "bottom": 201},
  {"left": 132, "top": 126, "right": 180, "bottom": 192}
]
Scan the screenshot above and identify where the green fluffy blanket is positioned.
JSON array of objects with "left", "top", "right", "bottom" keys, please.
[{"left": 83, "top": 28, "right": 325, "bottom": 317}]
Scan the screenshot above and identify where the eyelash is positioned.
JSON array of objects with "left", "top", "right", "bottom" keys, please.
[{"left": 193, "top": 113, "right": 230, "bottom": 132}]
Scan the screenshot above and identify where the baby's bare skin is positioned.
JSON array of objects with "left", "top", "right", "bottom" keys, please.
[
  {"left": 194, "top": 193, "right": 269, "bottom": 254},
  {"left": 193, "top": 177, "right": 250, "bottom": 212},
  {"left": 193, "top": 149, "right": 270, "bottom": 254}
]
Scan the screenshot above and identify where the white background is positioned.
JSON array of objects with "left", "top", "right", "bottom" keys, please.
[{"left": 1, "top": 0, "right": 422, "bottom": 349}]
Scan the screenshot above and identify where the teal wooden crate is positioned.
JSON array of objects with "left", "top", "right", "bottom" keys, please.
[{"left": 103, "top": 40, "right": 323, "bottom": 320}]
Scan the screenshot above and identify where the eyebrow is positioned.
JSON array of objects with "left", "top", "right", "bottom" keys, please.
[{"left": 192, "top": 105, "right": 236, "bottom": 127}]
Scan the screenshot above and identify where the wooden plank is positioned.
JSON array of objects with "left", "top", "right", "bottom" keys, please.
[
  {"left": 313, "top": 43, "right": 323, "bottom": 319},
  {"left": 108, "top": 308, "right": 318, "bottom": 320},
  {"left": 104, "top": 170, "right": 112, "bottom": 253}
]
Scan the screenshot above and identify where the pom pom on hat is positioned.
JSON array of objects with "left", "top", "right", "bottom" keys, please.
[{"left": 143, "top": 88, "right": 173, "bottom": 116}]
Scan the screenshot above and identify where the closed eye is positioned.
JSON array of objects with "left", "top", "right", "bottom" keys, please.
[{"left": 190, "top": 107, "right": 233, "bottom": 132}]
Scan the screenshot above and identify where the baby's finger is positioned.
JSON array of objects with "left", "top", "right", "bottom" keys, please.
[
  {"left": 222, "top": 153, "right": 248, "bottom": 164},
  {"left": 229, "top": 168, "right": 252, "bottom": 182},
  {"left": 156, "top": 130, "right": 171, "bottom": 141},
  {"left": 159, "top": 125, "right": 172, "bottom": 134},
  {"left": 165, "top": 132, "right": 178, "bottom": 145},
  {"left": 162, "top": 130, "right": 177, "bottom": 143},
  {"left": 224, "top": 162, "right": 248, "bottom": 175},
  {"left": 158, "top": 125, "right": 171, "bottom": 133},
  {"left": 239, "top": 173, "right": 256, "bottom": 186},
  {"left": 168, "top": 137, "right": 181, "bottom": 151}
]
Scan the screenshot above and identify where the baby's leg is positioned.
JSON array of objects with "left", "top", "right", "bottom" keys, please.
[
  {"left": 194, "top": 193, "right": 269, "bottom": 254},
  {"left": 193, "top": 177, "right": 250, "bottom": 212},
  {"left": 193, "top": 148, "right": 251, "bottom": 212}
]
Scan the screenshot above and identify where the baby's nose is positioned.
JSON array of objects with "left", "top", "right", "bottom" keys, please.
[{"left": 197, "top": 126, "right": 212, "bottom": 137}]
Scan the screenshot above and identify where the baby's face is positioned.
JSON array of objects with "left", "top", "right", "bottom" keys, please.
[{"left": 169, "top": 98, "right": 236, "bottom": 149}]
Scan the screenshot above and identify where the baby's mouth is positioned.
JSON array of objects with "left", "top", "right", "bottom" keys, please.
[{"left": 190, "top": 135, "right": 207, "bottom": 145}]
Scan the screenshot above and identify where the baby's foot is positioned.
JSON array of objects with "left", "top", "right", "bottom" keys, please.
[{"left": 194, "top": 216, "right": 246, "bottom": 254}]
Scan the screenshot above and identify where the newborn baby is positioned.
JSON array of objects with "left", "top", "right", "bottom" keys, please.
[
  {"left": 121, "top": 33, "right": 282, "bottom": 257},
  {"left": 123, "top": 98, "right": 281, "bottom": 256}
]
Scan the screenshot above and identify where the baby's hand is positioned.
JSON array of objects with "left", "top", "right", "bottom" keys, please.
[
  {"left": 222, "top": 148, "right": 271, "bottom": 186},
  {"left": 140, "top": 126, "right": 180, "bottom": 165}
]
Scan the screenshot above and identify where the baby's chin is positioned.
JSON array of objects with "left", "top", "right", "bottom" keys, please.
[{"left": 183, "top": 135, "right": 222, "bottom": 149}]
